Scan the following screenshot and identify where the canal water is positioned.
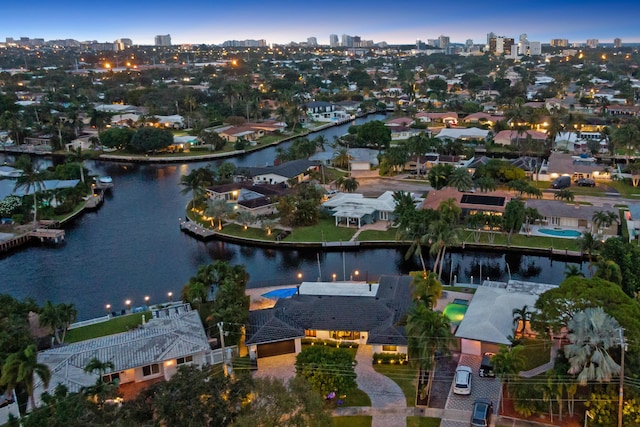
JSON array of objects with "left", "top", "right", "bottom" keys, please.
[{"left": 0, "top": 116, "right": 586, "bottom": 320}]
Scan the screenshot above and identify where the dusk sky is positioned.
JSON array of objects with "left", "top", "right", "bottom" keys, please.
[{"left": 3, "top": 0, "right": 639, "bottom": 46}]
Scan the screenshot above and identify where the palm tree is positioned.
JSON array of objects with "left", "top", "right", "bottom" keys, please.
[
  {"left": 336, "top": 176, "right": 358, "bottom": 193},
  {"left": 0, "top": 344, "right": 51, "bottom": 410},
  {"left": 67, "top": 147, "right": 89, "bottom": 184},
  {"left": 83, "top": 357, "right": 117, "bottom": 407},
  {"left": 476, "top": 176, "right": 497, "bottom": 193},
  {"left": 592, "top": 256, "right": 623, "bottom": 285},
  {"left": 179, "top": 168, "right": 213, "bottom": 209},
  {"left": 14, "top": 160, "right": 46, "bottom": 227},
  {"left": 206, "top": 199, "right": 232, "bottom": 230},
  {"left": 428, "top": 221, "right": 460, "bottom": 279},
  {"left": 592, "top": 210, "right": 617, "bottom": 235},
  {"left": 512, "top": 305, "right": 532, "bottom": 337},
  {"left": 553, "top": 189, "right": 575, "bottom": 202},
  {"left": 492, "top": 344, "right": 526, "bottom": 397},
  {"left": 39, "top": 302, "right": 77, "bottom": 345},
  {"left": 447, "top": 167, "right": 473, "bottom": 192},
  {"left": 235, "top": 210, "right": 255, "bottom": 230},
  {"left": 565, "top": 307, "right": 622, "bottom": 385},
  {"left": 577, "top": 231, "right": 600, "bottom": 263},
  {"left": 332, "top": 148, "right": 350, "bottom": 170},
  {"left": 563, "top": 265, "right": 585, "bottom": 279}
]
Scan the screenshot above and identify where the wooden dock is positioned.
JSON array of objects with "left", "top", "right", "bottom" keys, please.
[
  {"left": 0, "top": 227, "right": 65, "bottom": 253},
  {"left": 28, "top": 228, "right": 65, "bottom": 243},
  {"left": 179, "top": 219, "right": 216, "bottom": 240}
]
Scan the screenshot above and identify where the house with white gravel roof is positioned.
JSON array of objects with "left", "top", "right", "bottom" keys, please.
[{"left": 32, "top": 305, "right": 212, "bottom": 407}]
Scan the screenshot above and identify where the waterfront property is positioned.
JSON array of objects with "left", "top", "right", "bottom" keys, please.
[
  {"left": 205, "top": 182, "right": 291, "bottom": 216},
  {"left": 322, "top": 190, "right": 422, "bottom": 228},
  {"left": 420, "top": 187, "right": 511, "bottom": 218},
  {"left": 244, "top": 275, "right": 413, "bottom": 359},
  {"left": 33, "top": 305, "right": 218, "bottom": 406},
  {"left": 454, "top": 280, "right": 557, "bottom": 355},
  {"left": 538, "top": 152, "right": 611, "bottom": 183},
  {"left": 523, "top": 199, "right": 618, "bottom": 237},
  {"left": 236, "top": 158, "right": 318, "bottom": 186}
]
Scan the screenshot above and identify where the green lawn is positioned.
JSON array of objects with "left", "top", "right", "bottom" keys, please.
[
  {"left": 339, "top": 388, "right": 371, "bottom": 407},
  {"left": 461, "top": 230, "right": 582, "bottom": 252},
  {"left": 519, "top": 338, "right": 553, "bottom": 371},
  {"left": 285, "top": 218, "right": 357, "bottom": 242},
  {"left": 66, "top": 312, "right": 151, "bottom": 343},
  {"left": 372, "top": 363, "right": 419, "bottom": 406},
  {"left": 607, "top": 180, "right": 640, "bottom": 198},
  {"left": 407, "top": 417, "right": 441, "bottom": 427},
  {"left": 332, "top": 416, "right": 371, "bottom": 427},
  {"left": 357, "top": 229, "right": 399, "bottom": 241}
]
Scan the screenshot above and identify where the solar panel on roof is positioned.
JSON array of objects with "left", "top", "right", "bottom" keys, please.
[{"left": 460, "top": 194, "right": 505, "bottom": 206}]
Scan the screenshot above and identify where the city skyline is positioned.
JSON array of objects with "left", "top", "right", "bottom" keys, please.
[{"left": 3, "top": 0, "right": 639, "bottom": 46}]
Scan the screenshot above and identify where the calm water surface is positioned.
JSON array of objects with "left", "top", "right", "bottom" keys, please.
[{"left": 0, "top": 116, "right": 587, "bottom": 319}]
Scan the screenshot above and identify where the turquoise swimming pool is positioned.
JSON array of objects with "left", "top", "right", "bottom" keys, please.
[
  {"left": 538, "top": 228, "right": 582, "bottom": 238},
  {"left": 261, "top": 287, "right": 298, "bottom": 299}
]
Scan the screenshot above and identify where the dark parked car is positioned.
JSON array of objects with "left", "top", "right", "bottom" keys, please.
[
  {"left": 470, "top": 399, "right": 493, "bottom": 427},
  {"left": 577, "top": 178, "right": 596, "bottom": 187},
  {"left": 551, "top": 175, "right": 571, "bottom": 189},
  {"left": 479, "top": 352, "right": 495, "bottom": 378}
]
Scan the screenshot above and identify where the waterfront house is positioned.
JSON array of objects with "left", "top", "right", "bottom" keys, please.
[
  {"left": 303, "top": 101, "right": 352, "bottom": 123},
  {"left": 415, "top": 111, "right": 458, "bottom": 125},
  {"left": 322, "top": 190, "right": 421, "bottom": 228},
  {"left": 245, "top": 275, "right": 413, "bottom": 359},
  {"left": 461, "top": 112, "right": 505, "bottom": 126},
  {"left": 455, "top": 280, "right": 556, "bottom": 355},
  {"left": 538, "top": 152, "right": 610, "bottom": 183},
  {"left": 435, "top": 127, "right": 489, "bottom": 142},
  {"left": 205, "top": 182, "right": 291, "bottom": 216},
  {"left": 420, "top": 187, "right": 511, "bottom": 217},
  {"left": 237, "top": 159, "right": 318, "bottom": 187},
  {"left": 493, "top": 130, "right": 547, "bottom": 147},
  {"left": 524, "top": 199, "right": 618, "bottom": 236},
  {"left": 33, "top": 306, "right": 216, "bottom": 407}
]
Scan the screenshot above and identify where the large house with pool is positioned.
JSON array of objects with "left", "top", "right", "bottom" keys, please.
[
  {"left": 523, "top": 199, "right": 618, "bottom": 237},
  {"left": 244, "top": 275, "right": 413, "bottom": 359}
]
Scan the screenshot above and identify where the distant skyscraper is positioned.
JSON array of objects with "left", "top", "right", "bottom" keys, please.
[
  {"left": 438, "top": 35, "right": 450, "bottom": 53},
  {"left": 550, "top": 38, "right": 569, "bottom": 47},
  {"left": 519, "top": 34, "right": 528, "bottom": 42},
  {"left": 614, "top": 37, "right": 622, "bottom": 48},
  {"left": 307, "top": 37, "right": 318, "bottom": 46},
  {"left": 341, "top": 34, "right": 353, "bottom": 47},
  {"left": 427, "top": 39, "right": 437, "bottom": 47},
  {"left": 586, "top": 39, "right": 599, "bottom": 48},
  {"left": 465, "top": 39, "right": 474, "bottom": 47},
  {"left": 155, "top": 34, "right": 171, "bottom": 47},
  {"left": 489, "top": 36, "right": 514, "bottom": 55},
  {"left": 487, "top": 32, "right": 497, "bottom": 45},
  {"left": 115, "top": 38, "right": 132, "bottom": 51},
  {"left": 329, "top": 34, "right": 339, "bottom": 48}
]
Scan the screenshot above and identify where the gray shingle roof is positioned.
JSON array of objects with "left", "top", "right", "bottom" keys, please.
[
  {"left": 239, "top": 159, "right": 316, "bottom": 179},
  {"left": 245, "top": 275, "right": 412, "bottom": 346}
]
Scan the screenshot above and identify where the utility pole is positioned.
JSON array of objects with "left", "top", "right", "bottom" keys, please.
[
  {"left": 217, "top": 322, "right": 233, "bottom": 377},
  {"left": 618, "top": 328, "right": 626, "bottom": 427}
]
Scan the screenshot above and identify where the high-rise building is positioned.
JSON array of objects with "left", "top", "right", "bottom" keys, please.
[
  {"left": 550, "top": 39, "right": 569, "bottom": 47},
  {"left": 341, "top": 34, "right": 353, "bottom": 47},
  {"left": 329, "top": 34, "right": 339, "bottom": 48},
  {"left": 307, "top": 37, "right": 318, "bottom": 46},
  {"left": 486, "top": 32, "right": 497, "bottom": 45},
  {"left": 518, "top": 40, "right": 542, "bottom": 56},
  {"left": 586, "top": 39, "right": 599, "bottom": 48},
  {"left": 438, "top": 35, "right": 450, "bottom": 53},
  {"left": 465, "top": 39, "right": 474, "bottom": 48},
  {"left": 614, "top": 38, "right": 622, "bottom": 48},
  {"left": 115, "top": 38, "right": 133, "bottom": 51},
  {"left": 519, "top": 34, "right": 528, "bottom": 42},
  {"left": 155, "top": 34, "right": 171, "bottom": 47},
  {"left": 489, "top": 36, "right": 514, "bottom": 55},
  {"left": 427, "top": 39, "right": 437, "bottom": 47}
]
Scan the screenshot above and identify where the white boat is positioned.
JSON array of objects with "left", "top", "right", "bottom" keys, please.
[{"left": 98, "top": 176, "right": 113, "bottom": 184}]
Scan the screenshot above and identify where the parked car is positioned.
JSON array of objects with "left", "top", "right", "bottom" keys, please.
[
  {"left": 453, "top": 365, "right": 472, "bottom": 395},
  {"left": 577, "top": 178, "right": 596, "bottom": 187},
  {"left": 479, "top": 352, "right": 495, "bottom": 378},
  {"left": 551, "top": 175, "right": 571, "bottom": 189},
  {"left": 470, "top": 399, "right": 493, "bottom": 427}
]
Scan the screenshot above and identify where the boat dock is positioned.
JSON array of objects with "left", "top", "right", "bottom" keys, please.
[
  {"left": 28, "top": 228, "right": 65, "bottom": 243},
  {"left": 0, "top": 226, "right": 65, "bottom": 253},
  {"left": 179, "top": 219, "right": 216, "bottom": 240}
]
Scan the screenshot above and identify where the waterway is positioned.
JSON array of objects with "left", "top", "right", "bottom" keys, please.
[{"left": 0, "top": 115, "right": 587, "bottom": 320}]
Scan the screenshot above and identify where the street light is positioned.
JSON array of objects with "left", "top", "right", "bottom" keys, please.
[
  {"left": 354, "top": 270, "right": 359, "bottom": 281},
  {"left": 106, "top": 304, "right": 111, "bottom": 316},
  {"left": 144, "top": 296, "right": 150, "bottom": 308},
  {"left": 168, "top": 291, "right": 173, "bottom": 302},
  {"left": 125, "top": 299, "right": 131, "bottom": 313},
  {"left": 297, "top": 272, "right": 302, "bottom": 282},
  {"left": 332, "top": 273, "right": 337, "bottom": 282}
]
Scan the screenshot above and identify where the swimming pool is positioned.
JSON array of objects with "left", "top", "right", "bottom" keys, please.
[
  {"left": 261, "top": 287, "right": 298, "bottom": 299},
  {"left": 443, "top": 303, "right": 468, "bottom": 326},
  {"left": 538, "top": 228, "right": 582, "bottom": 238}
]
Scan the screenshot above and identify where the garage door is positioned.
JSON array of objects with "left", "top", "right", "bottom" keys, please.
[{"left": 257, "top": 340, "right": 295, "bottom": 358}]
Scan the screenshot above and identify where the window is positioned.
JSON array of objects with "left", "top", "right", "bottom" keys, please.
[
  {"left": 305, "top": 329, "right": 317, "bottom": 337},
  {"left": 177, "top": 355, "right": 193, "bottom": 365},
  {"left": 102, "top": 372, "right": 120, "bottom": 383},
  {"left": 142, "top": 364, "right": 160, "bottom": 377},
  {"left": 382, "top": 345, "right": 397, "bottom": 352},
  {"left": 330, "top": 331, "right": 360, "bottom": 340}
]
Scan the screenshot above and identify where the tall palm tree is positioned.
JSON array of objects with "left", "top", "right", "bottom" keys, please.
[
  {"left": 336, "top": 176, "right": 358, "bottom": 193},
  {"left": 592, "top": 210, "right": 617, "bottom": 235},
  {"left": 406, "top": 301, "right": 453, "bottom": 371},
  {"left": 67, "top": 147, "right": 88, "bottom": 183},
  {"left": 447, "top": 167, "right": 473, "bottom": 192},
  {"left": 14, "top": 160, "right": 46, "bottom": 227},
  {"left": 0, "top": 344, "right": 51, "bottom": 410},
  {"left": 39, "top": 301, "right": 62, "bottom": 345},
  {"left": 83, "top": 357, "right": 117, "bottom": 407},
  {"left": 492, "top": 344, "right": 526, "bottom": 398},
  {"left": 577, "top": 231, "right": 600, "bottom": 263},
  {"left": 179, "top": 168, "right": 213, "bottom": 209},
  {"left": 206, "top": 199, "right": 232, "bottom": 230},
  {"left": 332, "top": 148, "right": 350, "bottom": 170},
  {"left": 512, "top": 305, "right": 532, "bottom": 337},
  {"left": 428, "top": 220, "right": 460, "bottom": 279},
  {"left": 565, "top": 307, "right": 622, "bottom": 385}
]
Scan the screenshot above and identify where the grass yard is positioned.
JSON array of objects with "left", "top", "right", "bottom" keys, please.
[
  {"left": 372, "top": 363, "right": 419, "bottom": 406},
  {"left": 285, "top": 218, "right": 357, "bottom": 242},
  {"left": 332, "top": 416, "right": 371, "bottom": 427},
  {"left": 461, "top": 230, "right": 582, "bottom": 252},
  {"left": 357, "top": 228, "right": 400, "bottom": 241},
  {"left": 518, "top": 338, "right": 553, "bottom": 370},
  {"left": 407, "top": 417, "right": 441, "bottom": 427},
  {"left": 66, "top": 312, "right": 151, "bottom": 343}
]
